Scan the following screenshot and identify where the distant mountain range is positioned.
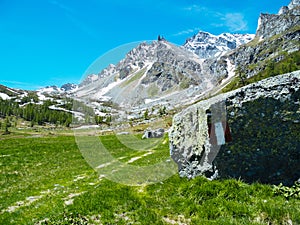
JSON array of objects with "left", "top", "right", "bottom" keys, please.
[
  {"left": 183, "top": 32, "right": 254, "bottom": 59},
  {"left": 37, "top": 83, "right": 78, "bottom": 95},
  {"left": 1, "top": 0, "right": 299, "bottom": 127}
]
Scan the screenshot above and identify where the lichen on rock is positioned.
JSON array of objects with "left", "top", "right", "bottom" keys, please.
[{"left": 170, "top": 70, "right": 300, "bottom": 186}]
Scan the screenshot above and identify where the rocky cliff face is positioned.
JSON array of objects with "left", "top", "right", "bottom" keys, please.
[
  {"left": 256, "top": 1, "right": 300, "bottom": 39},
  {"left": 169, "top": 70, "right": 300, "bottom": 185},
  {"left": 205, "top": 0, "right": 300, "bottom": 81}
]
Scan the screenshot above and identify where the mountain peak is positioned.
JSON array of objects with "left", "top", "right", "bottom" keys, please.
[
  {"left": 288, "top": 0, "right": 300, "bottom": 9},
  {"left": 183, "top": 31, "right": 254, "bottom": 59},
  {"left": 256, "top": 0, "right": 300, "bottom": 39}
]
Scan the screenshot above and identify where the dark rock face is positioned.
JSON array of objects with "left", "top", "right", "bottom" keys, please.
[
  {"left": 61, "top": 83, "right": 77, "bottom": 92},
  {"left": 169, "top": 71, "right": 300, "bottom": 186}
]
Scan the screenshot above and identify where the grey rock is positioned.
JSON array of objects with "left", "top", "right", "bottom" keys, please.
[
  {"left": 142, "top": 128, "right": 164, "bottom": 139},
  {"left": 170, "top": 70, "right": 300, "bottom": 186},
  {"left": 256, "top": 1, "right": 300, "bottom": 39},
  {"left": 288, "top": 0, "right": 300, "bottom": 9}
]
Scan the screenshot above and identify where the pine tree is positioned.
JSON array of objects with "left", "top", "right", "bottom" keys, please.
[
  {"left": 3, "top": 117, "right": 10, "bottom": 134},
  {"left": 144, "top": 109, "right": 149, "bottom": 120}
]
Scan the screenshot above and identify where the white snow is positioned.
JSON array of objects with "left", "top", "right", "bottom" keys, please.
[
  {"left": 144, "top": 99, "right": 155, "bottom": 104},
  {"left": 94, "top": 78, "right": 123, "bottom": 99},
  {"left": 49, "top": 105, "right": 84, "bottom": 120},
  {"left": 94, "top": 111, "right": 107, "bottom": 117},
  {"left": 221, "top": 59, "right": 236, "bottom": 85},
  {"left": 37, "top": 92, "right": 52, "bottom": 101},
  {"left": 37, "top": 86, "right": 63, "bottom": 95},
  {"left": 73, "top": 125, "right": 100, "bottom": 130},
  {"left": 0, "top": 93, "right": 10, "bottom": 100},
  {"left": 4, "top": 87, "right": 19, "bottom": 95},
  {"left": 184, "top": 31, "right": 255, "bottom": 59}
]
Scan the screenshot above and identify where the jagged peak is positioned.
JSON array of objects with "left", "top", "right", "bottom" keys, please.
[
  {"left": 183, "top": 31, "right": 254, "bottom": 59},
  {"left": 256, "top": 0, "right": 300, "bottom": 39},
  {"left": 288, "top": 0, "right": 300, "bottom": 9}
]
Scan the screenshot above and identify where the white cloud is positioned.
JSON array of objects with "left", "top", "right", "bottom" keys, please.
[
  {"left": 181, "top": 3, "right": 249, "bottom": 33},
  {"left": 220, "top": 13, "right": 248, "bottom": 32},
  {"left": 183, "top": 4, "right": 207, "bottom": 12},
  {"left": 0, "top": 80, "right": 40, "bottom": 90},
  {"left": 172, "top": 27, "right": 201, "bottom": 36}
]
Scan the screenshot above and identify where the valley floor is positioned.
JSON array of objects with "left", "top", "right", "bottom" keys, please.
[{"left": 0, "top": 132, "right": 299, "bottom": 224}]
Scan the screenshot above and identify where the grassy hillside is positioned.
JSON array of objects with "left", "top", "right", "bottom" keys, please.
[
  {"left": 222, "top": 50, "right": 300, "bottom": 93},
  {"left": 1, "top": 133, "right": 300, "bottom": 224}
]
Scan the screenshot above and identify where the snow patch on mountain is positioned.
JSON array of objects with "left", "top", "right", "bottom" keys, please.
[
  {"left": 183, "top": 31, "right": 254, "bottom": 59},
  {"left": 0, "top": 93, "right": 10, "bottom": 100},
  {"left": 37, "top": 83, "right": 78, "bottom": 96},
  {"left": 38, "top": 86, "right": 64, "bottom": 95}
]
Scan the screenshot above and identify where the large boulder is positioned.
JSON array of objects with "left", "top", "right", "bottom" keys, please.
[
  {"left": 169, "top": 70, "right": 300, "bottom": 186},
  {"left": 142, "top": 128, "right": 165, "bottom": 139}
]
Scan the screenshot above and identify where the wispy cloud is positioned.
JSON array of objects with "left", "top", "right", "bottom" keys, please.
[
  {"left": 183, "top": 4, "right": 207, "bottom": 12},
  {"left": 0, "top": 80, "right": 40, "bottom": 90},
  {"left": 181, "top": 3, "right": 249, "bottom": 32},
  {"left": 172, "top": 27, "right": 201, "bottom": 37},
  {"left": 219, "top": 13, "right": 248, "bottom": 32}
]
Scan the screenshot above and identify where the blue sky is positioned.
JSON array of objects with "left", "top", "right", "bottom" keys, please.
[{"left": 0, "top": 0, "right": 290, "bottom": 90}]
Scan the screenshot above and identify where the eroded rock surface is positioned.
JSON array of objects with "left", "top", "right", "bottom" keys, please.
[{"left": 170, "top": 70, "right": 300, "bottom": 185}]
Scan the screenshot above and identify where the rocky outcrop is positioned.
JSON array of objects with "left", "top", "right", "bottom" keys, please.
[
  {"left": 142, "top": 128, "right": 164, "bottom": 139},
  {"left": 61, "top": 83, "right": 78, "bottom": 92},
  {"left": 206, "top": 0, "right": 300, "bottom": 80},
  {"left": 256, "top": 3, "right": 300, "bottom": 40},
  {"left": 169, "top": 70, "right": 300, "bottom": 186},
  {"left": 288, "top": 0, "right": 300, "bottom": 9}
]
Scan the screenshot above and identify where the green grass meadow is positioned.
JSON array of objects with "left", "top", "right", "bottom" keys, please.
[{"left": 1, "top": 133, "right": 300, "bottom": 224}]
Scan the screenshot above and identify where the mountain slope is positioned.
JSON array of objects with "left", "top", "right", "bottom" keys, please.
[
  {"left": 75, "top": 40, "right": 219, "bottom": 110},
  {"left": 209, "top": 0, "right": 300, "bottom": 93},
  {"left": 73, "top": 0, "right": 300, "bottom": 122}
]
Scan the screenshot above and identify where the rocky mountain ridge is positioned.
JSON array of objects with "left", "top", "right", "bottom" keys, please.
[
  {"left": 81, "top": 31, "right": 253, "bottom": 87},
  {"left": 208, "top": 0, "right": 300, "bottom": 81},
  {"left": 256, "top": 0, "right": 300, "bottom": 39},
  {"left": 76, "top": 0, "right": 299, "bottom": 113},
  {"left": 183, "top": 32, "right": 254, "bottom": 59},
  {"left": 2, "top": 0, "right": 299, "bottom": 129},
  {"left": 37, "top": 83, "right": 78, "bottom": 95}
]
